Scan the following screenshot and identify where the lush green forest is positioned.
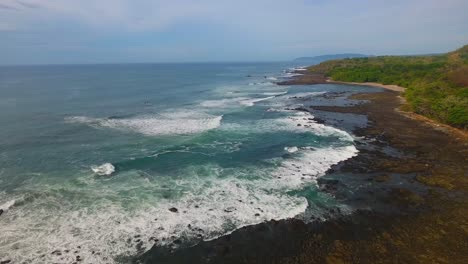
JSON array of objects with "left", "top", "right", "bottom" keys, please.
[{"left": 308, "top": 45, "right": 468, "bottom": 128}]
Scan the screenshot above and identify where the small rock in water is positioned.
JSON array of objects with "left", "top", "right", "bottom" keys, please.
[
  {"left": 0, "top": 209, "right": 3, "bottom": 216},
  {"left": 168, "top": 207, "right": 178, "bottom": 213},
  {"left": 224, "top": 207, "right": 236, "bottom": 213},
  {"left": 1, "top": 260, "right": 12, "bottom": 264},
  {"left": 255, "top": 213, "right": 260, "bottom": 217},
  {"left": 136, "top": 241, "right": 144, "bottom": 251}
]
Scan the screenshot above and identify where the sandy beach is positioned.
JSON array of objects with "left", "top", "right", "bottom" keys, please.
[{"left": 326, "top": 79, "right": 406, "bottom": 92}]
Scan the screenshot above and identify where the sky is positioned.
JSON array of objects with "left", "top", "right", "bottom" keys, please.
[{"left": 0, "top": 0, "right": 467, "bottom": 65}]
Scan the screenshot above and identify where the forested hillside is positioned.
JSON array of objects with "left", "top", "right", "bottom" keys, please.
[{"left": 308, "top": 45, "right": 468, "bottom": 128}]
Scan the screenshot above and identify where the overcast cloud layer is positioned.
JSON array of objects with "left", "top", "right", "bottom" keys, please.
[{"left": 1, "top": 0, "right": 467, "bottom": 64}]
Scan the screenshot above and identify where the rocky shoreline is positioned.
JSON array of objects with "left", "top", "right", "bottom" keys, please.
[{"left": 136, "top": 76, "right": 468, "bottom": 263}]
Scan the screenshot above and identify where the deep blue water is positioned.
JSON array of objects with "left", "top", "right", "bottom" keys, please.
[{"left": 0, "top": 63, "right": 377, "bottom": 263}]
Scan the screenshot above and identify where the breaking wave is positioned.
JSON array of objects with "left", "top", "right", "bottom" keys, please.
[{"left": 66, "top": 112, "right": 223, "bottom": 136}]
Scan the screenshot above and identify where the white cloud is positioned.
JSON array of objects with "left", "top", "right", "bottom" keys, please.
[
  {"left": 0, "top": 0, "right": 467, "bottom": 63},
  {"left": 2, "top": 0, "right": 467, "bottom": 36}
]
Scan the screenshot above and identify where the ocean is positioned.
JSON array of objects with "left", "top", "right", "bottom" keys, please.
[{"left": 0, "top": 62, "right": 378, "bottom": 263}]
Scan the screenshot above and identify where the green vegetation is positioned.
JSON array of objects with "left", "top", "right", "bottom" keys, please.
[{"left": 308, "top": 45, "right": 468, "bottom": 128}]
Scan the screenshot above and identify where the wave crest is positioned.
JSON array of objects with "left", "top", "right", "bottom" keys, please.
[{"left": 66, "top": 112, "right": 223, "bottom": 136}]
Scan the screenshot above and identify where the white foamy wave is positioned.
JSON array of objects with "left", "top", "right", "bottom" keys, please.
[
  {"left": 222, "top": 111, "right": 354, "bottom": 142},
  {"left": 270, "top": 145, "right": 358, "bottom": 190},
  {"left": 262, "top": 91, "right": 287, "bottom": 96},
  {"left": 200, "top": 97, "right": 248, "bottom": 108},
  {"left": 284, "top": 146, "right": 299, "bottom": 153},
  {"left": 246, "top": 81, "right": 274, "bottom": 86},
  {"left": 66, "top": 113, "right": 223, "bottom": 136},
  {"left": 200, "top": 96, "right": 275, "bottom": 108},
  {"left": 279, "top": 73, "right": 303, "bottom": 78},
  {"left": 239, "top": 96, "right": 275, "bottom": 106},
  {"left": 289, "top": 91, "right": 326, "bottom": 98},
  {"left": 281, "top": 111, "right": 354, "bottom": 141},
  {"left": 266, "top": 77, "right": 278, "bottom": 81},
  {"left": 0, "top": 137, "right": 357, "bottom": 264},
  {"left": 0, "top": 169, "right": 308, "bottom": 263},
  {"left": 91, "top": 163, "right": 115, "bottom": 176},
  {"left": 0, "top": 199, "right": 16, "bottom": 212}
]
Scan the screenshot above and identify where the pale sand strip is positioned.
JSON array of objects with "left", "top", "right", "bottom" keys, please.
[{"left": 326, "top": 78, "right": 406, "bottom": 92}]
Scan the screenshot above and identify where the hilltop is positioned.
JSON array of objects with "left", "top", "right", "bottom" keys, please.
[{"left": 305, "top": 45, "right": 468, "bottom": 128}]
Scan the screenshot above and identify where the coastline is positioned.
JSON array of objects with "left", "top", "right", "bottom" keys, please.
[
  {"left": 279, "top": 71, "right": 467, "bottom": 138},
  {"left": 278, "top": 70, "right": 405, "bottom": 92},
  {"left": 139, "top": 76, "right": 468, "bottom": 263},
  {"left": 325, "top": 79, "right": 406, "bottom": 92}
]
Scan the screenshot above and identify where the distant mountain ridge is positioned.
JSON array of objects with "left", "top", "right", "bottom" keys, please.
[{"left": 294, "top": 53, "right": 370, "bottom": 63}]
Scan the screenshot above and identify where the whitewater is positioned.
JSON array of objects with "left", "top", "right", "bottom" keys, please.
[{"left": 0, "top": 62, "right": 362, "bottom": 263}]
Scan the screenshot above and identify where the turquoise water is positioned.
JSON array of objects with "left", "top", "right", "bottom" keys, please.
[{"left": 0, "top": 63, "right": 367, "bottom": 263}]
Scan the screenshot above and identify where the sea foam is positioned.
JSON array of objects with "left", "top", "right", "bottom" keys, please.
[
  {"left": 0, "top": 168, "right": 309, "bottom": 263},
  {"left": 0, "top": 124, "right": 357, "bottom": 263},
  {"left": 91, "top": 163, "right": 115, "bottom": 176},
  {"left": 284, "top": 146, "right": 299, "bottom": 153},
  {"left": 200, "top": 95, "right": 275, "bottom": 108},
  {"left": 66, "top": 112, "right": 223, "bottom": 136},
  {"left": 0, "top": 199, "right": 16, "bottom": 212}
]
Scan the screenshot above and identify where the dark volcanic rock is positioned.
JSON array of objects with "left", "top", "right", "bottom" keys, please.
[
  {"left": 168, "top": 207, "right": 178, "bottom": 213},
  {"left": 317, "top": 179, "right": 341, "bottom": 194},
  {"left": 313, "top": 116, "right": 327, "bottom": 124},
  {"left": 375, "top": 174, "right": 391, "bottom": 182},
  {"left": 0, "top": 209, "right": 3, "bottom": 216},
  {"left": 293, "top": 107, "right": 310, "bottom": 112}
]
